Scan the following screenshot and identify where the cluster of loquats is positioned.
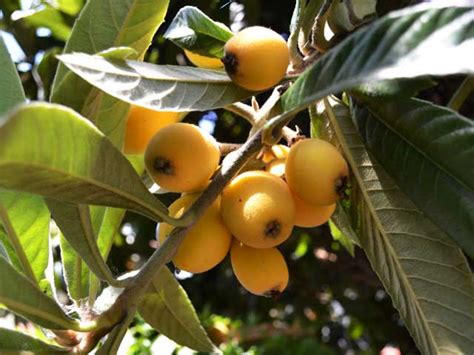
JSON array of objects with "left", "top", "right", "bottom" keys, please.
[
  {"left": 124, "top": 26, "right": 348, "bottom": 297},
  {"left": 139, "top": 121, "right": 348, "bottom": 297}
]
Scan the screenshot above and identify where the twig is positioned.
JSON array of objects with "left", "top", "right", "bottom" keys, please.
[
  {"left": 224, "top": 102, "right": 256, "bottom": 125},
  {"left": 219, "top": 143, "right": 242, "bottom": 155},
  {"left": 448, "top": 76, "right": 474, "bottom": 111},
  {"left": 282, "top": 126, "right": 305, "bottom": 146}
]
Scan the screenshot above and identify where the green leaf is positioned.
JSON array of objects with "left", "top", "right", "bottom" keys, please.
[
  {"left": 0, "top": 189, "right": 50, "bottom": 284},
  {"left": 0, "top": 327, "right": 67, "bottom": 352},
  {"left": 0, "top": 239, "right": 9, "bottom": 260},
  {"left": 47, "top": 202, "right": 119, "bottom": 288},
  {"left": 138, "top": 267, "right": 214, "bottom": 352},
  {"left": 88, "top": 206, "right": 126, "bottom": 303},
  {"left": 16, "top": 7, "right": 72, "bottom": 42},
  {"left": 57, "top": 53, "right": 253, "bottom": 111},
  {"left": 328, "top": 100, "right": 474, "bottom": 354},
  {"left": 352, "top": 97, "right": 474, "bottom": 258},
  {"left": 52, "top": 0, "right": 170, "bottom": 92},
  {"left": 0, "top": 33, "right": 25, "bottom": 116},
  {"left": 354, "top": 77, "right": 436, "bottom": 98},
  {"left": 0, "top": 255, "right": 79, "bottom": 330},
  {"left": 59, "top": 234, "right": 89, "bottom": 302},
  {"left": 50, "top": 0, "right": 170, "bottom": 146},
  {"left": 0, "top": 102, "right": 168, "bottom": 222},
  {"left": 37, "top": 47, "right": 61, "bottom": 101},
  {"left": 96, "top": 311, "right": 135, "bottom": 355},
  {"left": 280, "top": 4, "right": 474, "bottom": 116},
  {"left": 298, "top": 0, "right": 324, "bottom": 55},
  {"left": 329, "top": 204, "right": 359, "bottom": 256},
  {"left": 164, "top": 6, "right": 233, "bottom": 58}
]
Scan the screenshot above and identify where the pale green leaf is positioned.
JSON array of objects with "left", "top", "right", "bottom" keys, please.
[
  {"left": 47, "top": 202, "right": 119, "bottom": 288},
  {"left": 0, "top": 33, "right": 25, "bottom": 116},
  {"left": 51, "top": 0, "right": 170, "bottom": 148},
  {"left": 0, "top": 256, "right": 79, "bottom": 330},
  {"left": 0, "top": 327, "right": 67, "bottom": 352},
  {"left": 0, "top": 189, "right": 50, "bottom": 284},
  {"left": 57, "top": 53, "right": 253, "bottom": 111},
  {"left": 138, "top": 267, "right": 214, "bottom": 352},
  {"left": 0, "top": 103, "right": 168, "bottom": 222}
]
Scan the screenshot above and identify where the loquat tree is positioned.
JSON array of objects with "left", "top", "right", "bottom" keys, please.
[{"left": 0, "top": 0, "right": 472, "bottom": 354}]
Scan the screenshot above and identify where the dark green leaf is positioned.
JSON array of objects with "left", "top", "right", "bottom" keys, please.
[
  {"left": 37, "top": 47, "right": 61, "bottom": 101},
  {"left": 138, "top": 267, "right": 214, "bottom": 352},
  {"left": 328, "top": 99, "right": 474, "bottom": 354},
  {"left": 0, "top": 103, "right": 168, "bottom": 222},
  {"left": 354, "top": 77, "right": 436, "bottom": 98},
  {"left": 0, "top": 189, "right": 50, "bottom": 284},
  {"left": 164, "top": 6, "right": 233, "bottom": 58},
  {"left": 280, "top": 5, "right": 474, "bottom": 116},
  {"left": 352, "top": 97, "right": 474, "bottom": 258},
  {"left": 0, "top": 327, "right": 67, "bottom": 352},
  {"left": 0, "top": 255, "right": 79, "bottom": 330},
  {"left": 0, "top": 33, "right": 25, "bottom": 116},
  {"left": 57, "top": 53, "right": 253, "bottom": 111}
]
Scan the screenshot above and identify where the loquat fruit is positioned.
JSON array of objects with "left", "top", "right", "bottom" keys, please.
[
  {"left": 145, "top": 123, "right": 220, "bottom": 193},
  {"left": 231, "top": 240, "right": 289, "bottom": 296},
  {"left": 264, "top": 158, "right": 286, "bottom": 178},
  {"left": 222, "top": 26, "right": 289, "bottom": 91},
  {"left": 221, "top": 170, "right": 295, "bottom": 249},
  {"left": 158, "top": 194, "right": 231, "bottom": 273},
  {"left": 184, "top": 49, "right": 224, "bottom": 69},
  {"left": 292, "top": 193, "right": 336, "bottom": 228},
  {"left": 261, "top": 144, "right": 290, "bottom": 164},
  {"left": 285, "top": 138, "right": 348, "bottom": 206},
  {"left": 123, "top": 106, "right": 181, "bottom": 155}
]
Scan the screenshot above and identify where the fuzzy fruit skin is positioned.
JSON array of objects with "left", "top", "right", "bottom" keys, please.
[
  {"left": 221, "top": 170, "right": 295, "bottom": 249},
  {"left": 292, "top": 193, "right": 336, "bottom": 228},
  {"left": 184, "top": 49, "right": 223, "bottom": 69},
  {"left": 145, "top": 123, "right": 220, "bottom": 193},
  {"left": 223, "top": 26, "right": 289, "bottom": 91},
  {"left": 285, "top": 138, "right": 349, "bottom": 205},
  {"left": 231, "top": 240, "right": 289, "bottom": 296},
  {"left": 158, "top": 194, "right": 231, "bottom": 273},
  {"left": 123, "top": 106, "right": 181, "bottom": 155}
]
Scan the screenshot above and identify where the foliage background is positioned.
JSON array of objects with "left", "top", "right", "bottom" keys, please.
[{"left": 1, "top": 0, "right": 472, "bottom": 354}]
